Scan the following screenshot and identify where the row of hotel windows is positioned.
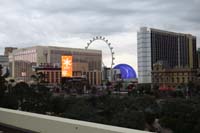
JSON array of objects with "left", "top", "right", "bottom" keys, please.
[
  {"left": 152, "top": 72, "right": 196, "bottom": 76},
  {"left": 152, "top": 76, "right": 196, "bottom": 83},
  {"left": 43, "top": 71, "right": 89, "bottom": 83},
  {"left": 14, "top": 54, "right": 37, "bottom": 62},
  {"left": 44, "top": 71, "right": 61, "bottom": 83},
  {"left": 51, "top": 50, "right": 101, "bottom": 56},
  {"left": 51, "top": 54, "right": 101, "bottom": 62},
  {"left": 37, "top": 71, "right": 101, "bottom": 85},
  {"left": 14, "top": 49, "right": 36, "bottom": 56}
]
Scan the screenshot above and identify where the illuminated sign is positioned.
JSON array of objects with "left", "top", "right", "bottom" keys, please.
[{"left": 61, "top": 56, "right": 73, "bottom": 77}]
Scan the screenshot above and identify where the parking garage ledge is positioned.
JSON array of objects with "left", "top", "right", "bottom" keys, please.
[{"left": 0, "top": 107, "right": 151, "bottom": 133}]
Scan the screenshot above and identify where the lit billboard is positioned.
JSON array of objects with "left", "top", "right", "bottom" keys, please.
[{"left": 61, "top": 56, "right": 73, "bottom": 77}]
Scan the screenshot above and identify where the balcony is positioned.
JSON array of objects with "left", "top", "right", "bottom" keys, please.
[{"left": 0, "top": 108, "right": 150, "bottom": 133}]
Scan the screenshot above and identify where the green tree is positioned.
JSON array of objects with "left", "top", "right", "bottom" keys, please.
[
  {"left": 12, "top": 82, "right": 30, "bottom": 108},
  {"left": 31, "top": 72, "right": 46, "bottom": 84},
  {"left": 1, "top": 93, "right": 18, "bottom": 109},
  {"left": 159, "top": 98, "right": 200, "bottom": 133},
  {"left": 29, "top": 84, "right": 51, "bottom": 113},
  {"left": 49, "top": 96, "right": 66, "bottom": 115},
  {"left": 114, "top": 80, "right": 123, "bottom": 92},
  {"left": 62, "top": 97, "right": 96, "bottom": 122}
]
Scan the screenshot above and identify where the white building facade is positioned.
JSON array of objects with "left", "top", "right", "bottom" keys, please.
[{"left": 137, "top": 27, "right": 152, "bottom": 84}]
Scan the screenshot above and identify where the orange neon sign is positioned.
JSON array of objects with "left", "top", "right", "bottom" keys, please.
[{"left": 61, "top": 56, "right": 73, "bottom": 77}]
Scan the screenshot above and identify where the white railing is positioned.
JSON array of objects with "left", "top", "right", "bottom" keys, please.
[{"left": 0, "top": 107, "right": 150, "bottom": 133}]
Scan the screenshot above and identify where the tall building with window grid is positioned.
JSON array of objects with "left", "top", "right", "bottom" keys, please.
[{"left": 137, "top": 27, "right": 197, "bottom": 84}]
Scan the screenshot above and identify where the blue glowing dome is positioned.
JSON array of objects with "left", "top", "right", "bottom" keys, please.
[{"left": 113, "top": 64, "right": 137, "bottom": 79}]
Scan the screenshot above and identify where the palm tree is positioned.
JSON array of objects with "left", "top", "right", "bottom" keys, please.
[
  {"left": 0, "top": 64, "right": 6, "bottom": 105},
  {"left": 31, "top": 72, "right": 45, "bottom": 84},
  {"left": 37, "top": 72, "right": 45, "bottom": 83},
  {"left": 2, "top": 67, "right": 9, "bottom": 78}
]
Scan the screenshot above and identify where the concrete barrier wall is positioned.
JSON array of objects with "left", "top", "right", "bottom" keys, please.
[{"left": 0, "top": 108, "right": 150, "bottom": 133}]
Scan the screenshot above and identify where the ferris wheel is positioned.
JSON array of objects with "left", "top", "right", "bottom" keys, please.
[{"left": 85, "top": 36, "right": 115, "bottom": 69}]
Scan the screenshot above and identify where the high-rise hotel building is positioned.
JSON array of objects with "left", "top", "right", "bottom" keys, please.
[{"left": 137, "top": 27, "right": 197, "bottom": 84}]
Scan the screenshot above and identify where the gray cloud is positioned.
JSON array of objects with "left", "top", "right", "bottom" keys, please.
[
  {"left": 1, "top": 0, "right": 199, "bottom": 35},
  {"left": 0, "top": 0, "right": 200, "bottom": 68}
]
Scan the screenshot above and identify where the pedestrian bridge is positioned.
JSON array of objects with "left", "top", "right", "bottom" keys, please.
[{"left": 0, "top": 107, "right": 150, "bottom": 133}]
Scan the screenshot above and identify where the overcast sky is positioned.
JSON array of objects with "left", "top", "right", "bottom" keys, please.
[{"left": 0, "top": 0, "right": 200, "bottom": 73}]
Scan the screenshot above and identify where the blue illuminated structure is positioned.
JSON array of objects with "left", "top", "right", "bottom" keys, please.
[{"left": 113, "top": 64, "right": 137, "bottom": 79}]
